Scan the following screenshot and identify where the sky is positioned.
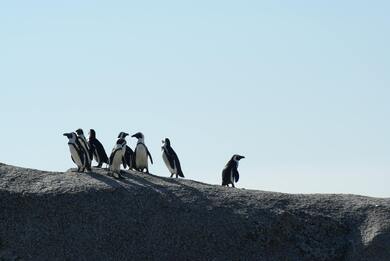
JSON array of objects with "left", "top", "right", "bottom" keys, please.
[{"left": 0, "top": 1, "right": 389, "bottom": 197}]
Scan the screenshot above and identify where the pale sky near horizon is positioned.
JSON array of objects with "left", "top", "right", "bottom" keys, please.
[{"left": 1, "top": 1, "right": 389, "bottom": 197}]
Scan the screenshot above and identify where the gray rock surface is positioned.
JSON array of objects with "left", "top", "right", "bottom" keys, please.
[{"left": 0, "top": 163, "right": 389, "bottom": 261}]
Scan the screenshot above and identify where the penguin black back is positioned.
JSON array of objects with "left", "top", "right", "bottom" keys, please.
[
  {"left": 162, "top": 138, "right": 184, "bottom": 178},
  {"left": 88, "top": 129, "right": 109, "bottom": 167},
  {"left": 75, "top": 128, "right": 92, "bottom": 171}
]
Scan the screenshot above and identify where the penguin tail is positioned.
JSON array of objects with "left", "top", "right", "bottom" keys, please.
[{"left": 178, "top": 170, "right": 184, "bottom": 178}]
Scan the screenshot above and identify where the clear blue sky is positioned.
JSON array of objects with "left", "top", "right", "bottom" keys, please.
[{"left": 1, "top": 1, "right": 389, "bottom": 197}]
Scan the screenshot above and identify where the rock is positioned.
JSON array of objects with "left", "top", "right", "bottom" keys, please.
[{"left": 0, "top": 163, "right": 389, "bottom": 260}]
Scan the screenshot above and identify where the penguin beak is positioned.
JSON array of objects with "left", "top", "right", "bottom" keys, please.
[
  {"left": 238, "top": 155, "right": 245, "bottom": 160},
  {"left": 63, "top": 133, "right": 71, "bottom": 138}
]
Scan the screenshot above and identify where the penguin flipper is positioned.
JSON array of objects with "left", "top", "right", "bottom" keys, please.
[
  {"left": 95, "top": 139, "right": 109, "bottom": 164},
  {"left": 233, "top": 169, "right": 240, "bottom": 183},
  {"left": 147, "top": 148, "right": 153, "bottom": 164},
  {"left": 71, "top": 156, "right": 75, "bottom": 164}
]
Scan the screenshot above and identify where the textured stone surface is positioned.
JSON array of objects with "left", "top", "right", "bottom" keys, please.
[{"left": 0, "top": 163, "right": 389, "bottom": 260}]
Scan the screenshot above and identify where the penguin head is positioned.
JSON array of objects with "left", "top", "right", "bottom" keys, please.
[
  {"left": 89, "top": 129, "right": 96, "bottom": 139},
  {"left": 63, "top": 132, "right": 77, "bottom": 141},
  {"left": 75, "top": 129, "right": 84, "bottom": 136},
  {"left": 161, "top": 138, "right": 171, "bottom": 150},
  {"left": 132, "top": 132, "right": 144, "bottom": 140},
  {"left": 117, "top": 132, "right": 129, "bottom": 139},
  {"left": 233, "top": 154, "right": 245, "bottom": 162},
  {"left": 63, "top": 133, "right": 72, "bottom": 139},
  {"left": 163, "top": 138, "right": 171, "bottom": 146}
]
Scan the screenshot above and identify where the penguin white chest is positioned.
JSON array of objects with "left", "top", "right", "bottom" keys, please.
[
  {"left": 162, "top": 151, "right": 176, "bottom": 174},
  {"left": 135, "top": 145, "right": 148, "bottom": 168},
  {"left": 111, "top": 149, "right": 124, "bottom": 172},
  {"left": 69, "top": 145, "right": 83, "bottom": 167}
]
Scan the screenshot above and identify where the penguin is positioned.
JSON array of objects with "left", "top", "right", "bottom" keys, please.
[
  {"left": 162, "top": 138, "right": 184, "bottom": 178},
  {"left": 132, "top": 132, "right": 153, "bottom": 173},
  {"left": 109, "top": 138, "right": 127, "bottom": 179},
  {"left": 88, "top": 129, "right": 109, "bottom": 168},
  {"left": 75, "top": 129, "right": 92, "bottom": 171},
  {"left": 117, "top": 132, "right": 134, "bottom": 170},
  {"left": 222, "top": 155, "right": 245, "bottom": 187},
  {"left": 63, "top": 132, "right": 87, "bottom": 172}
]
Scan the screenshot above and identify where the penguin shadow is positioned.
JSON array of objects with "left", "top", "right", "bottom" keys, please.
[
  {"left": 119, "top": 171, "right": 214, "bottom": 206},
  {"left": 84, "top": 169, "right": 259, "bottom": 240},
  {"left": 82, "top": 169, "right": 133, "bottom": 189},
  {"left": 81, "top": 168, "right": 214, "bottom": 207},
  {"left": 83, "top": 171, "right": 117, "bottom": 186},
  {"left": 82, "top": 168, "right": 159, "bottom": 191},
  {"left": 119, "top": 171, "right": 174, "bottom": 193},
  {"left": 166, "top": 178, "right": 214, "bottom": 204}
]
